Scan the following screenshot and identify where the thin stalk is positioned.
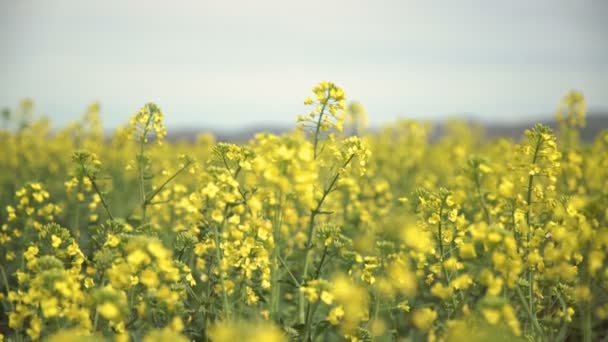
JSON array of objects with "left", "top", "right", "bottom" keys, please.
[
  {"left": 92, "top": 276, "right": 105, "bottom": 331},
  {"left": 138, "top": 140, "right": 147, "bottom": 222},
  {"left": 516, "top": 284, "right": 544, "bottom": 340},
  {"left": 312, "top": 246, "right": 328, "bottom": 280},
  {"left": 73, "top": 200, "right": 80, "bottom": 240},
  {"left": 581, "top": 301, "right": 592, "bottom": 342},
  {"left": 525, "top": 134, "right": 543, "bottom": 322},
  {"left": 72, "top": 180, "right": 81, "bottom": 239},
  {"left": 436, "top": 196, "right": 458, "bottom": 315},
  {"left": 145, "top": 161, "right": 193, "bottom": 205},
  {"left": 303, "top": 300, "right": 321, "bottom": 341},
  {"left": 302, "top": 246, "right": 330, "bottom": 337},
  {"left": 437, "top": 198, "right": 450, "bottom": 282},
  {"left": 0, "top": 265, "right": 14, "bottom": 310},
  {"left": 87, "top": 175, "right": 114, "bottom": 220},
  {"left": 137, "top": 109, "right": 154, "bottom": 223},
  {"left": 312, "top": 92, "right": 330, "bottom": 159},
  {"left": 554, "top": 288, "right": 569, "bottom": 341},
  {"left": 270, "top": 197, "right": 284, "bottom": 320},
  {"left": 298, "top": 154, "right": 355, "bottom": 323},
  {"left": 212, "top": 207, "right": 231, "bottom": 319},
  {"left": 474, "top": 169, "right": 491, "bottom": 224},
  {"left": 277, "top": 254, "right": 301, "bottom": 287},
  {"left": 368, "top": 289, "right": 381, "bottom": 342},
  {"left": 578, "top": 270, "right": 593, "bottom": 342}
]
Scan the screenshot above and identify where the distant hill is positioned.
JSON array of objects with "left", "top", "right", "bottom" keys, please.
[
  {"left": 165, "top": 112, "right": 608, "bottom": 143},
  {"left": 481, "top": 112, "right": 608, "bottom": 142}
]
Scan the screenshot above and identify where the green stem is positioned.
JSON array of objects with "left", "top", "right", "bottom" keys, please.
[
  {"left": 138, "top": 108, "right": 154, "bottom": 223},
  {"left": 0, "top": 265, "right": 14, "bottom": 310},
  {"left": 437, "top": 198, "right": 450, "bottom": 283},
  {"left": 581, "top": 299, "right": 592, "bottom": 342},
  {"left": 302, "top": 246, "right": 330, "bottom": 338},
  {"left": 436, "top": 196, "right": 458, "bottom": 315},
  {"left": 87, "top": 175, "right": 114, "bottom": 220},
  {"left": 516, "top": 285, "right": 544, "bottom": 340},
  {"left": 138, "top": 142, "right": 147, "bottom": 223},
  {"left": 298, "top": 154, "right": 355, "bottom": 323},
  {"left": 369, "top": 290, "right": 381, "bottom": 342},
  {"left": 270, "top": 197, "right": 284, "bottom": 320},
  {"left": 313, "top": 246, "right": 328, "bottom": 280},
  {"left": 474, "top": 168, "right": 491, "bottom": 224},
  {"left": 277, "top": 254, "right": 301, "bottom": 287},
  {"left": 92, "top": 276, "right": 105, "bottom": 331},
  {"left": 212, "top": 208, "right": 231, "bottom": 319},
  {"left": 73, "top": 199, "right": 80, "bottom": 240},
  {"left": 312, "top": 92, "right": 330, "bottom": 159},
  {"left": 525, "top": 134, "right": 543, "bottom": 322},
  {"left": 145, "top": 161, "right": 193, "bottom": 205},
  {"left": 303, "top": 300, "right": 321, "bottom": 341},
  {"left": 554, "top": 288, "right": 569, "bottom": 341},
  {"left": 72, "top": 180, "right": 82, "bottom": 239}
]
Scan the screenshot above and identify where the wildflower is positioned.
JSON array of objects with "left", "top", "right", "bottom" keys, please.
[
  {"left": 24, "top": 246, "right": 39, "bottom": 261},
  {"left": 130, "top": 103, "right": 167, "bottom": 144},
  {"left": 482, "top": 308, "right": 501, "bottom": 325},
  {"left": 327, "top": 306, "right": 345, "bottom": 325},
  {"left": 41, "top": 297, "right": 60, "bottom": 317},
  {"left": 51, "top": 234, "right": 62, "bottom": 248},
  {"left": 97, "top": 302, "right": 120, "bottom": 321},
  {"left": 105, "top": 233, "right": 120, "bottom": 247},
  {"left": 140, "top": 269, "right": 159, "bottom": 288},
  {"left": 320, "top": 290, "right": 334, "bottom": 304},
  {"left": 26, "top": 317, "right": 42, "bottom": 340},
  {"left": 246, "top": 287, "right": 259, "bottom": 305},
  {"left": 127, "top": 249, "right": 150, "bottom": 269},
  {"left": 411, "top": 307, "right": 437, "bottom": 331},
  {"left": 459, "top": 242, "right": 477, "bottom": 259},
  {"left": 431, "top": 282, "right": 453, "bottom": 299}
]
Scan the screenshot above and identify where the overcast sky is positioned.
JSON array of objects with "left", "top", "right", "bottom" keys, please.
[{"left": 1, "top": 0, "right": 607, "bottom": 129}]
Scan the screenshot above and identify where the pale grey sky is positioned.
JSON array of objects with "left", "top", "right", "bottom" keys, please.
[{"left": 1, "top": 0, "right": 607, "bottom": 129}]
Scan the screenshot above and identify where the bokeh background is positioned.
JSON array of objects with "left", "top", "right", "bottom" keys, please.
[{"left": 1, "top": 0, "right": 607, "bottom": 131}]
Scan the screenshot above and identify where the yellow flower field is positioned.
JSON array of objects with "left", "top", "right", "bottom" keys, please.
[{"left": 0, "top": 82, "right": 607, "bottom": 341}]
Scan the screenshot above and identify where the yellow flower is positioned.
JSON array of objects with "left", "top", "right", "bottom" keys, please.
[
  {"left": 430, "top": 282, "right": 453, "bottom": 299},
  {"left": 104, "top": 234, "right": 120, "bottom": 248},
  {"left": 459, "top": 243, "right": 477, "bottom": 259},
  {"left": 24, "top": 246, "right": 39, "bottom": 261},
  {"left": 140, "top": 269, "right": 159, "bottom": 288},
  {"left": 246, "top": 286, "right": 259, "bottom": 305},
  {"left": 26, "top": 316, "right": 42, "bottom": 340},
  {"left": 41, "top": 297, "right": 60, "bottom": 317},
  {"left": 169, "top": 317, "right": 184, "bottom": 332},
  {"left": 320, "top": 291, "right": 334, "bottom": 305},
  {"left": 411, "top": 307, "right": 437, "bottom": 331},
  {"left": 98, "top": 302, "right": 120, "bottom": 321},
  {"left": 574, "top": 286, "right": 591, "bottom": 302},
  {"left": 211, "top": 209, "right": 224, "bottom": 223},
  {"left": 327, "top": 305, "right": 345, "bottom": 325},
  {"left": 51, "top": 234, "right": 62, "bottom": 248},
  {"left": 498, "top": 180, "right": 514, "bottom": 197},
  {"left": 127, "top": 249, "right": 150, "bottom": 269},
  {"left": 84, "top": 277, "right": 95, "bottom": 289},
  {"left": 482, "top": 308, "right": 501, "bottom": 325},
  {"left": 55, "top": 281, "right": 71, "bottom": 296},
  {"left": 450, "top": 274, "right": 473, "bottom": 290},
  {"left": 300, "top": 285, "right": 318, "bottom": 303}
]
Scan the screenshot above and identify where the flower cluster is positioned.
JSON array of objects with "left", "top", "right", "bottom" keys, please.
[
  {"left": 0, "top": 85, "right": 607, "bottom": 342},
  {"left": 297, "top": 81, "right": 346, "bottom": 134},
  {"left": 129, "top": 103, "right": 167, "bottom": 145}
]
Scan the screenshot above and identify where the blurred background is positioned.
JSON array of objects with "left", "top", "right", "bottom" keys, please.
[{"left": 0, "top": 0, "right": 607, "bottom": 135}]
